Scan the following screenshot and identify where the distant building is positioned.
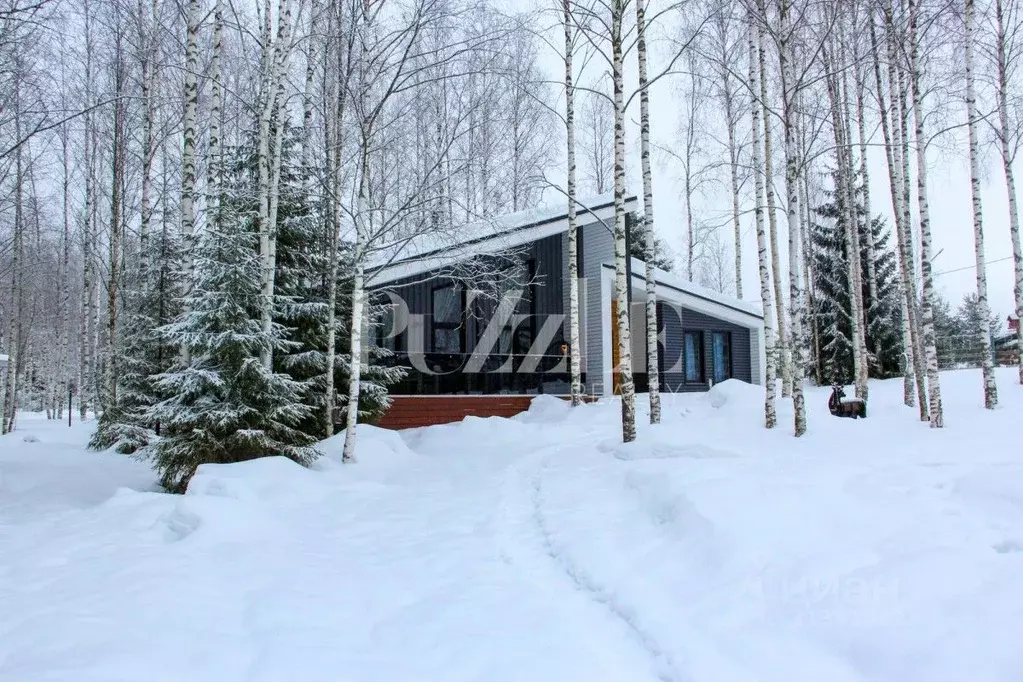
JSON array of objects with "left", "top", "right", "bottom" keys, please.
[{"left": 994, "top": 315, "right": 1020, "bottom": 366}]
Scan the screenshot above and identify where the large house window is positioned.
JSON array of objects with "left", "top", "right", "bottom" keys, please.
[
  {"left": 496, "top": 259, "right": 534, "bottom": 357},
  {"left": 432, "top": 284, "right": 463, "bottom": 354},
  {"left": 377, "top": 302, "right": 405, "bottom": 353},
  {"left": 712, "top": 331, "right": 732, "bottom": 383},
  {"left": 684, "top": 331, "right": 703, "bottom": 383}
]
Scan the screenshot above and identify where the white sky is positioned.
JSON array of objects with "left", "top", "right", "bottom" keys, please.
[{"left": 514, "top": 0, "right": 1019, "bottom": 325}]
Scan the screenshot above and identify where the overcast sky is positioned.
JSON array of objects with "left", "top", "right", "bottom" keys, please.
[{"left": 514, "top": 0, "right": 1019, "bottom": 326}]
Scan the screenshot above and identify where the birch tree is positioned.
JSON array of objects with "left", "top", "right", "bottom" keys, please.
[
  {"left": 908, "top": 0, "right": 944, "bottom": 427},
  {"left": 636, "top": 0, "right": 660, "bottom": 423},
  {"left": 748, "top": 11, "right": 777, "bottom": 428},
  {"left": 869, "top": 8, "right": 919, "bottom": 409},
  {"left": 564, "top": 0, "right": 583, "bottom": 406},
  {"left": 990, "top": 0, "right": 1023, "bottom": 385},
  {"left": 704, "top": 5, "right": 748, "bottom": 299},
  {"left": 756, "top": 11, "right": 790, "bottom": 397},
  {"left": 256, "top": 0, "right": 297, "bottom": 370},
  {"left": 179, "top": 0, "right": 200, "bottom": 363},
  {"left": 965, "top": 0, "right": 998, "bottom": 408}
]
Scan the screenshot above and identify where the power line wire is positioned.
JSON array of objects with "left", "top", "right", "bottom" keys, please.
[{"left": 933, "top": 256, "right": 1015, "bottom": 277}]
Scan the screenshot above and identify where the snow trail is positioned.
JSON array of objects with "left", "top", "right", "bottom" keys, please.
[{"left": 2, "top": 371, "right": 1023, "bottom": 681}]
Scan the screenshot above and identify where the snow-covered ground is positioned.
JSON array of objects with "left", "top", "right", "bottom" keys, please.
[{"left": 1, "top": 369, "right": 1022, "bottom": 682}]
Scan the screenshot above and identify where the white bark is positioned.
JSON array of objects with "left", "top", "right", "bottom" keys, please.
[
  {"left": 80, "top": 0, "right": 96, "bottom": 419},
  {"left": 565, "top": 0, "right": 583, "bottom": 406},
  {"left": 3, "top": 89, "right": 24, "bottom": 433},
  {"left": 779, "top": 0, "right": 806, "bottom": 436},
  {"left": 749, "top": 17, "right": 777, "bottom": 428},
  {"left": 209, "top": 0, "right": 224, "bottom": 206},
  {"left": 834, "top": 42, "right": 869, "bottom": 401},
  {"left": 854, "top": 38, "right": 878, "bottom": 312},
  {"left": 895, "top": 20, "right": 929, "bottom": 418},
  {"left": 757, "top": 19, "right": 790, "bottom": 397},
  {"left": 612, "top": 0, "right": 636, "bottom": 442},
  {"left": 180, "top": 0, "right": 200, "bottom": 364},
  {"left": 258, "top": 0, "right": 296, "bottom": 370},
  {"left": 107, "top": 22, "right": 126, "bottom": 407},
  {"left": 994, "top": 0, "right": 1023, "bottom": 385},
  {"left": 725, "top": 73, "right": 743, "bottom": 300},
  {"left": 908, "top": 0, "right": 944, "bottom": 427},
  {"left": 322, "top": 3, "right": 343, "bottom": 437},
  {"left": 636, "top": 0, "right": 659, "bottom": 424},
  {"left": 139, "top": 0, "right": 158, "bottom": 292},
  {"left": 965, "top": 0, "right": 998, "bottom": 408},
  {"left": 342, "top": 156, "right": 369, "bottom": 464},
  {"left": 869, "top": 12, "right": 916, "bottom": 408}
]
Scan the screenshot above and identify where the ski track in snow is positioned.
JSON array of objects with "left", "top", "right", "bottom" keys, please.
[{"left": 524, "top": 453, "right": 685, "bottom": 682}]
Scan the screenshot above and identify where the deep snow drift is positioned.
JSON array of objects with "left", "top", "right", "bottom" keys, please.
[{"left": 1, "top": 369, "right": 1022, "bottom": 682}]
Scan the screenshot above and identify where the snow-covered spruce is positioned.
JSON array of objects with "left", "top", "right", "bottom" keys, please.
[{"left": 139, "top": 176, "right": 317, "bottom": 493}]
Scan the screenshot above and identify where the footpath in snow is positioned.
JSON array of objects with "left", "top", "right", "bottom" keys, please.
[{"left": 1, "top": 368, "right": 1022, "bottom": 682}]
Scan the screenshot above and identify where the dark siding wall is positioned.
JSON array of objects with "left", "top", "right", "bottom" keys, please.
[
  {"left": 374, "top": 233, "right": 564, "bottom": 352},
  {"left": 657, "top": 301, "right": 752, "bottom": 392}
]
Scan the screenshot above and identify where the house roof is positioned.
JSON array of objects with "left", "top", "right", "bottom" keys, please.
[
  {"left": 368, "top": 193, "right": 629, "bottom": 286},
  {"left": 626, "top": 255, "right": 765, "bottom": 323},
  {"left": 366, "top": 194, "right": 760, "bottom": 326}
]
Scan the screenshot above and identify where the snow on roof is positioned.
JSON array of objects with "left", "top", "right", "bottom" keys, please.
[
  {"left": 628, "top": 256, "right": 764, "bottom": 320},
  {"left": 369, "top": 193, "right": 624, "bottom": 286}
]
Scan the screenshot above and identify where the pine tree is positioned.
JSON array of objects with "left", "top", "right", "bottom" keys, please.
[
  {"left": 811, "top": 172, "right": 903, "bottom": 385},
  {"left": 139, "top": 151, "right": 318, "bottom": 493}
]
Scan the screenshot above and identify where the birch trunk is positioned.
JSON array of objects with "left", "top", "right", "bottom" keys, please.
[
  {"left": 342, "top": 140, "right": 371, "bottom": 464},
  {"left": 58, "top": 89, "right": 72, "bottom": 417},
  {"left": 636, "top": 0, "right": 660, "bottom": 423},
  {"left": 995, "top": 0, "right": 1023, "bottom": 385},
  {"left": 965, "top": 0, "right": 998, "bottom": 408},
  {"left": 180, "top": 0, "right": 200, "bottom": 364},
  {"left": 139, "top": 0, "right": 158, "bottom": 294},
  {"left": 801, "top": 163, "right": 821, "bottom": 385},
  {"left": 869, "top": 12, "right": 916, "bottom": 407},
  {"left": 78, "top": 0, "right": 95, "bottom": 419},
  {"left": 837, "top": 46, "right": 869, "bottom": 401},
  {"left": 855, "top": 57, "right": 878, "bottom": 310},
  {"left": 749, "top": 18, "right": 777, "bottom": 427},
  {"left": 724, "top": 72, "right": 743, "bottom": 299},
  {"left": 322, "top": 4, "right": 344, "bottom": 437},
  {"left": 758, "top": 20, "right": 790, "bottom": 396},
  {"left": 209, "top": 0, "right": 223, "bottom": 206},
  {"left": 612, "top": 0, "right": 636, "bottom": 442},
  {"left": 779, "top": 0, "right": 806, "bottom": 435},
  {"left": 3, "top": 80, "right": 27, "bottom": 433},
  {"left": 107, "top": 36, "right": 126, "bottom": 407},
  {"left": 60, "top": 123, "right": 71, "bottom": 417},
  {"left": 896, "top": 26, "right": 929, "bottom": 418},
  {"left": 908, "top": 0, "right": 944, "bottom": 427},
  {"left": 564, "top": 0, "right": 583, "bottom": 406},
  {"left": 258, "top": 0, "right": 295, "bottom": 370}
]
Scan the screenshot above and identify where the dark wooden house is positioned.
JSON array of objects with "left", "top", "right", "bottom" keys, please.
[{"left": 365, "top": 195, "right": 766, "bottom": 428}]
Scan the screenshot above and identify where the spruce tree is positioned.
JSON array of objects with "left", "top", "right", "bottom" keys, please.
[
  {"left": 810, "top": 171, "right": 903, "bottom": 385},
  {"left": 233, "top": 123, "right": 402, "bottom": 439},
  {"left": 90, "top": 213, "right": 184, "bottom": 453},
  {"left": 139, "top": 151, "right": 318, "bottom": 493}
]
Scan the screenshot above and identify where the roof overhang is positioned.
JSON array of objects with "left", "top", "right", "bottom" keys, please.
[
  {"left": 369, "top": 196, "right": 635, "bottom": 287},
  {"left": 613, "top": 258, "right": 764, "bottom": 327}
]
